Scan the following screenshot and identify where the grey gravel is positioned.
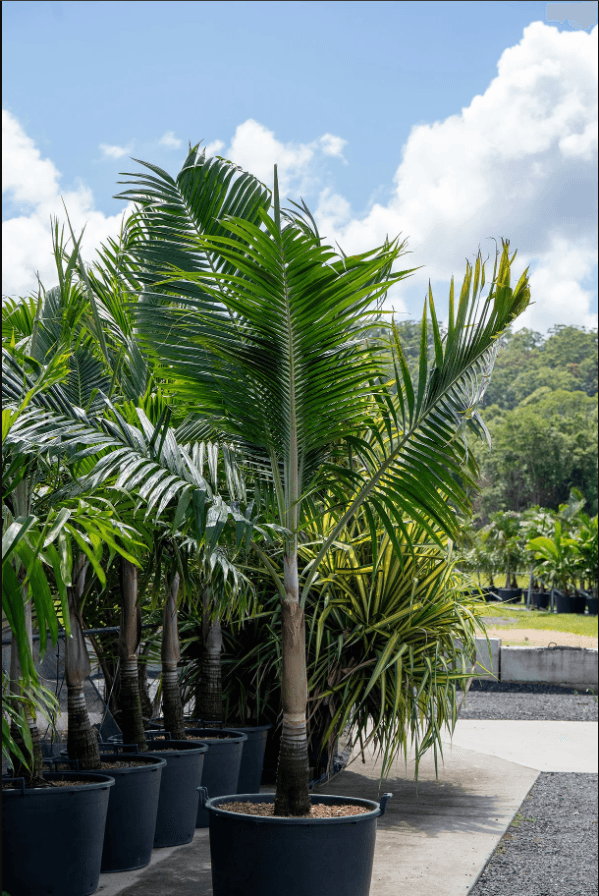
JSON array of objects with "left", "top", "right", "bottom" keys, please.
[
  {"left": 459, "top": 680, "right": 598, "bottom": 722},
  {"left": 463, "top": 681, "right": 598, "bottom": 896},
  {"left": 469, "top": 772, "right": 598, "bottom": 896}
]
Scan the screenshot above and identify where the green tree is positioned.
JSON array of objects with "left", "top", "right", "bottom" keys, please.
[{"left": 120, "top": 150, "right": 531, "bottom": 815}]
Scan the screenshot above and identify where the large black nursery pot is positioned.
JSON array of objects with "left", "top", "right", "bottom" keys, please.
[
  {"left": 586, "top": 595, "right": 598, "bottom": 616},
  {"left": 2, "top": 769, "right": 114, "bottom": 896},
  {"left": 530, "top": 591, "right": 550, "bottom": 610},
  {"left": 95, "top": 747, "right": 166, "bottom": 873},
  {"left": 204, "top": 791, "right": 393, "bottom": 896},
  {"left": 554, "top": 591, "right": 585, "bottom": 614},
  {"left": 497, "top": 587, "right": 522, "bottom": 603},
  {"left": 189, "top": 720, "right": 272, "bottom": 794},
  {"left": 185, "top": 727, "right": 247, "bottom": 827},
  {"left": 145, "top": 733, "right": 208, "bottom": 847}
]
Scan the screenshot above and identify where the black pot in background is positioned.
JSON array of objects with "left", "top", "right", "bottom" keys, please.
[
  {"left": 2, "top": 771, "right": 114, "bottom": 896},
  {"left": 572, "top": 595, "right": 588, "bottom": 614},
  {"left": 188, "top": 720, "right": 272, "bottom": 794},
  {"left": 145, "top": 735, "right": 208, "bottom": 847},
  {"left": 94, "top": 749, "right": 166, "bottom": 873},
  {"left": 554, "top": 592, "right": 575, "bottom": 614},
  {"left": 185, "top": 728, "right": 247, "bottom": 828},
  {"left": 586, "top": 596, "right": 598, "bottom": 616},
  {"left": 204, "top": 791, "right": 392, "bottom": 896},
  {"left": 530, "top": 591, "right": 550, "bottom": 610},
  {"left": 229, "top": 724, "right": 272, "bottom": 793},
  {"left": 497, "top": 588, "right": 522, "bottom": 603}
]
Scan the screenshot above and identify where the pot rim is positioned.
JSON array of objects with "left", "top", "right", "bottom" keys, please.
[
  {"left": 204, "top": 792, "right": 385, "bottom": 825},
  {"left": 94, "top": 752, "right": 167, "bottom": 773},
  {"left": 2, "top": 771, "right": 116, "bottom": 795},
  {"left": 185, "top": 728, "right": 248, "bottom": 744},
  {"left": 224, "top": 723, "right": 272, "bottom": 733},
  {"left": 144, "top": 738, "right": 208, "bottom": 756}
]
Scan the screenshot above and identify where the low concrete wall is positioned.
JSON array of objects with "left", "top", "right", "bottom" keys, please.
[
  {"left": 473, "top": 638, "right": 501, "bottom": 680},
  {"left": 501, "top": 646, "right": 598, "bottom": 688}
]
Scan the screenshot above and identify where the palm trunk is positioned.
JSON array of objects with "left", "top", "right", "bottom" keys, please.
[
  {"left": 117, "top": 558, "right": 147, "bottom": 750},
  {"left": 65, "top": 556, "right": 101, "bottom": 769},
  {"left": 161, "top": 573, "right": 186, "bottom": 739},
  {"left": 273, "top": 553, "right": 310, "bottom": 817},
  {"left": 138, "top": 646, "right": 154, "bottom": 720},
  {"left": 195, "top": 585, "right": 224, "bottom": 724}
]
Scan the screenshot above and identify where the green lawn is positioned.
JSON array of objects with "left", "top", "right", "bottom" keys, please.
[{"left": 478, "top": 603, "right": 598, "bottom": 637}]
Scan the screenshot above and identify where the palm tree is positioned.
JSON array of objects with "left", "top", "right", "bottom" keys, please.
[{"left": 116, "top": 153, "right": 531, "bottom": 815}]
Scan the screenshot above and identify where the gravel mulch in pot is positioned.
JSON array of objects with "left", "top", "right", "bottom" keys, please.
[
  {"left": 221, "top": 801, "right": 370, "bottom": 818},
  {"left": 470, "top": 772, "right": 598, "bottom": 896}
]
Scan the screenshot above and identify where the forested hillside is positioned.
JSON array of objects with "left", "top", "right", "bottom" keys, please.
[{"left": 394, "top": 322, "right": 598, "bottom": 519}]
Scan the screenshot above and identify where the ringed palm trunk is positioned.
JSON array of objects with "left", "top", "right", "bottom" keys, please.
[
  {"left": 273, "top": 552, "right": 311, "bottom": 817},
  {"left": 196, "top": 586, "right": 224, "bottom": 724},
  {"left": 117, "top": 558, "right": 147, "bottom": 750},
  {"left": 65, "top": 555, "right": 101, "bottom": 769},
  {"left": 161, "top": 572, "right": 186, "bottom": 739}
]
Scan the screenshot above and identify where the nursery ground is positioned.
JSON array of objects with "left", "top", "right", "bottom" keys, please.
[{"left": 94, "top": 682, "right": 597, "bottom": 896}]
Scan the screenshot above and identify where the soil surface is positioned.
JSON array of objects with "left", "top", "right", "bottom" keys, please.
[
  {"left": 2, "top": 778, "right": 96, "bottom": 789},
  {"left": 221, "top": 801, "right": 370, "bottom": 818}
]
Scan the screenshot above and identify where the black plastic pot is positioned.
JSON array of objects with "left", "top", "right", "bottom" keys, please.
[
  {"left": 555, "top": 592, "right": 576, "bottom": 614},
  {"left": 188, "top": 720, "right": 272, "bottom": 793},
  {"left": 2, "top": 771, "right": 114, "bottom": 896},
  {"left": 572, "top": 595, "right": 588, "bottom": 614},
  {"left": 185, "top": 728, "right": 247, "bottom": 827},
  {"left": 228, "top": 724, "right": 272, "bottom": 793},
  {"left": 95, "top": 748, "right": 166, "bottom": 872},
  {"left": 530, "top": 591, "right": 550, "bottom": 610},
  {"left": 497, "top": 588, "right": 522, "bottom": 603},
  {"left": 586, "top": 596, "right": 598, "bottom": 616},
  {"left": 145, "top": 734, "right": 208, "bottom": 847},
  {"left": 203, "top": 791, "right": 393, "bottom": 896}
]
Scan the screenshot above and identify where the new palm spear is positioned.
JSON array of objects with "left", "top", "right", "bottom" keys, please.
[{"left": 133, "top": 167, "right": 530, "bottom": 815}]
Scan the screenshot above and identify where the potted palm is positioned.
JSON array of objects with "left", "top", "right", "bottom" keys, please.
[
  {"left": 483, "top": 511, "right": 524, "bottom": 602},
  {"left": 528, "top": 520, "right": 582, "bottom": 613},
  {"left": 118, "top": 145, "right": 531, "bottom": 896}
]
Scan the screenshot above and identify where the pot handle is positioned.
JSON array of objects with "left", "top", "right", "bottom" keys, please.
[
  {"left": 197, "top": 785, "right": 209, "bottom": 808},
  {"left": 378, "top": 793, "right": 393, "bottom": 816}
]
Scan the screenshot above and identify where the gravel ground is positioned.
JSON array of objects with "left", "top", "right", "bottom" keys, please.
[
  {"left": 463, "top": 681, "right": 598, "bottom": 896},
  {"left": 459, "top": 680, "right": 598, "bottom": 721},
  {"left": 470, "top": 773, "right": 598, "bottom": 896}
]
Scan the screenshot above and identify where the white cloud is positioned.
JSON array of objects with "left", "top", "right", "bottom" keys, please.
[
  {"left": 319, "top": 134, "right": 348, "bottom": 161},
  {"left": 99, "top": 142, "right": 133, "bottom": 159},
  {"left": 312, "top": 21, "right": 598, "bottom": 332},
  {"left": 224, "top": 119, "right": 348, "bottom": 197},
  {"left": 205, "top": 139, "right": 225, "bottom": 157},
  {"left": 159, "top": 130, "right": 182, "bottom": 150},
  {"left": 3, "top": 109, "right": 135, "bottom": 298}
]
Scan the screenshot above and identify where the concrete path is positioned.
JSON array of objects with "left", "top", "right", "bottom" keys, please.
[
  {"left": 444, "top": 719, "right": 598, "bottom": 772},
  {"left": 94, "top": 718, "right": 595, "bottom": 896}
]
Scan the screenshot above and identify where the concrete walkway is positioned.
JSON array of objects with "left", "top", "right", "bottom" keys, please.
[{"left": 95, "top": 720, "right": 596, "bottom": 896}]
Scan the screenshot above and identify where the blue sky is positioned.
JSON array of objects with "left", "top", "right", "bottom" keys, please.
[{"left": 3, "top": 0, "right": 598, "bottom": 331}]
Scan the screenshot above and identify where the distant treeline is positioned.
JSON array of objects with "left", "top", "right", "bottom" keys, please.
[{"left": 394, "top": 322, "right": 598, "bottom": 519}]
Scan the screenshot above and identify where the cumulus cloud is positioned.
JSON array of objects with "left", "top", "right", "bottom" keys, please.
[
  {"left": 223, "top": 119, "right": 348, "bottom": 196},
  {"left": 204, "top": 139, "right": 225, "bottom": 157},
  {"left": 99, "top": 142, "right": 133, "bottom": 159},
  {"left": 3, "top": 109, "right": 135, "bottom": 298},
  {"left": 159, "top": 130, "right": 182, "bottom": 150},
  {"left": 312, "top": 21, "right": 598, "bottom": 331}
]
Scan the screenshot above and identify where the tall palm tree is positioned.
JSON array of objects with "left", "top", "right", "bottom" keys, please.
[{"left": 116, "top": 153, "right": 531, "bottom": 814}]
